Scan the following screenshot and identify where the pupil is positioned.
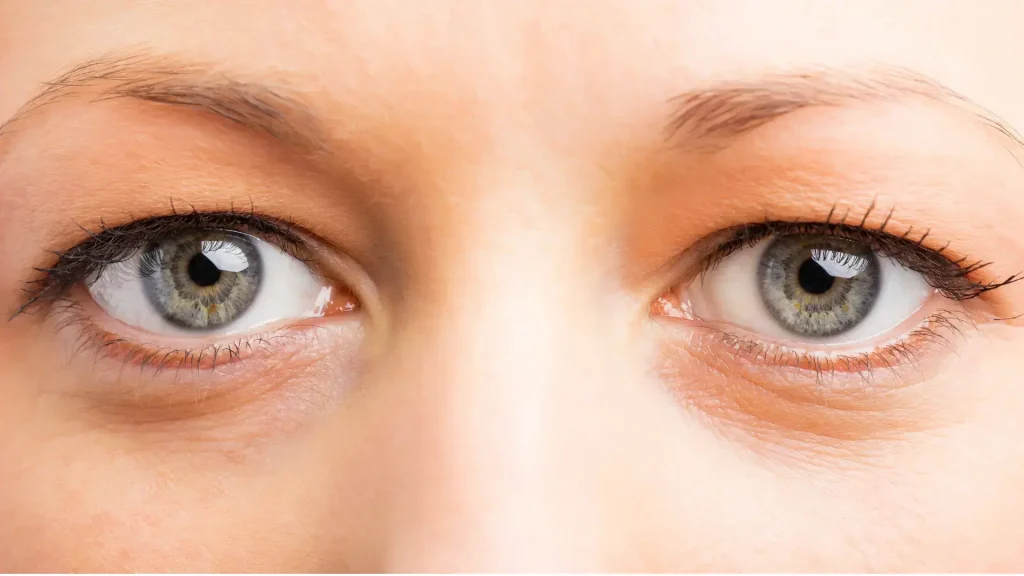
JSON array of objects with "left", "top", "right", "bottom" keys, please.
[
  {"left": 187, "top": 253, "right": 222, "bottom": 287},
  {"left": 797, "top": 258, "right": 835, "bottom": 295}
]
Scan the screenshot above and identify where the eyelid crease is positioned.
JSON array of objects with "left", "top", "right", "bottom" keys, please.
[{"left": 10, "top": 204, "right": 316, "bottom": 320}]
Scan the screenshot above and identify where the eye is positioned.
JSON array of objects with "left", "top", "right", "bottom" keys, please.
[
  {"left": 87, "top": 228, "right": 344, "bottom": 337},
  {"left": 13, "top": 210, "right": 364, "bottom": 381},
  {"left": 684, "top": 232, "right": 934, "bottom": 344}
]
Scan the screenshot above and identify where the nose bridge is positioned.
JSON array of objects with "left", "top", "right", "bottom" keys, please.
[{"left": 376, "top": 222, "right": 631, "bottom": 570}]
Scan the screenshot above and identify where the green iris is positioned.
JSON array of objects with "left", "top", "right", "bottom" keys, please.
[
  {"left": 758, "top": 235, "right": 880, "bottom": 337},
  {"left": 141, "top": 231, "right": 262, "bottom": 330}
]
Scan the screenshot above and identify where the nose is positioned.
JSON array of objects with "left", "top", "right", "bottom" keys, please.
[{"left": 364, "top": 232, "right": 655, "bottom": 571}]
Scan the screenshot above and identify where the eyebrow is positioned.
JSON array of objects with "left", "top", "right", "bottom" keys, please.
[
  {"left": 666, "top": 67, "right": 1024, "bottom": 153},
  {"left": 1, "top": 53, "right": 1020, "bottom": 159},
  {"left": 0, "top": 52, "right": 329, "bottom": 154}
]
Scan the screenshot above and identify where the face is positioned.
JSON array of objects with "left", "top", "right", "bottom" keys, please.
[{"left": 2, "top": 0, "right": 1024, "bottom": 571}]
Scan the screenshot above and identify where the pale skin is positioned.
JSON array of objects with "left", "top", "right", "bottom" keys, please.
[{"left": 2, "top": 0, "right": 1024, "bottom": 571}]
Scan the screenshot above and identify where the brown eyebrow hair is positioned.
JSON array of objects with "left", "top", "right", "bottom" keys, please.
[
  {"left": 0, "top": 52, "right": 329, "bottom": 154},
  {"left": 1, "top": 52, "right": 1020, "bottom": 159},
  {"left": 666, "top": 66, "right": 1024, "bottom": 152}
]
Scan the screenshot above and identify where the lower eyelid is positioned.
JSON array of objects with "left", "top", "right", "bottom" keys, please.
[
  {"left": 34, "top": 299, "right": 366, "bottom": 425},
  {"left": 47, "top": 288, "right": 361, "bottom": 386},
  {"left": 654, "top": 294, "right": 980, "bottom": 391},
  {"left": 651, "top": 308, "right": 984, "bottom": 447}
]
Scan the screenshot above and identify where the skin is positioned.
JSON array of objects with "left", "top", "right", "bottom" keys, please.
[{"left": 2, "top": 0, "right": 1024, "bottom": 571}]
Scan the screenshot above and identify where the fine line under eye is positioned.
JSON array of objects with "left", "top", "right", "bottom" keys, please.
[{"left": 11, "top": 209, "right": 310, "bottom": 320}]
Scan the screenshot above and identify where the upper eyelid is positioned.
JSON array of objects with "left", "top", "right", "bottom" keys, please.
[
  {"left": 703, "top": 202, "right": 957, "bottom": 267},
  {"left": 699, "top": 218, "right": 1021, "bottom": 301},
  {"left": 11, "top": 210, "right": 317, "bottom": 319},
  {"left": 15, "top": 203, "right": 1022, "bottom": 318}
]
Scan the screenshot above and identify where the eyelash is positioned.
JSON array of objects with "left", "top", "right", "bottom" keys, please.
[
  {"left": 698, "top": 207, "right": 1021, "bottom": 301},
  {"left": 12, "top": 206, "right": 314, "bottom": 319},
  {"left": 51, "top": 295, "right": 321, "bottom": 377},
  {"left": 683, "top": 308, "right": 977, "bottom": 384},
  {"left": 660, "top": 205, "right": 1022, "bottom": 383},
  {"left": 10, "top": 207, "right": 328, "bottom": 378},
  {"left": 12, "top": 203, "right": 1020, "bottom": 382}
]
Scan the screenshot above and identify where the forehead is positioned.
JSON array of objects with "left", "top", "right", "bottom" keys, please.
[{"left": 2, "top": 1, "right": 1023, "bottom": 139}]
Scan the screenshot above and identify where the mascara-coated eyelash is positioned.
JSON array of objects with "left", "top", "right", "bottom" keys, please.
[
  {"left": 12, "top": 208, "right": 311, "bottom": 319},
  {"left": 652, "top": 205, "right": 1023, "bottom": 383},
  {"left": 700, "top": 211, "right": 1021, "bottom": 301}
]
